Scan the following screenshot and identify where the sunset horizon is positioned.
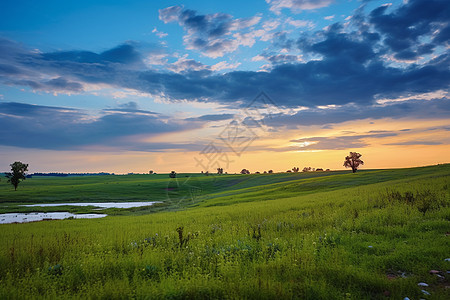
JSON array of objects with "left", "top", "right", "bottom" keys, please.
[{"left": 1, "top": 0, "right": 449, "bottom": 173}]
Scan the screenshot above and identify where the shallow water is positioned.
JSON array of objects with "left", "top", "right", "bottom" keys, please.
[
  {"left": 0, "top": 212, "right": 107, "bottom": 224},
  {"left": 22, "top": 201, "right": 160, "bottom": 209}
]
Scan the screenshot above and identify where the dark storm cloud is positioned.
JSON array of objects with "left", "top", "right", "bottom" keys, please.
[
  {"left": 301, "top": 23, "right": 377, "bottom": 63},
  {"left": 255, "top": 52, "right": 302, "bottom": 65},
  {"left": 45, "top": 77, "right": 83, "bottom": 91},
  {"left": 369, "top": 0, "right": 449, "bottom": 58},
  {"left": 41, "top": 43, "right": 143, "bottom": 66},
  {"left": 272, "top": 31, "right": 295, "bottom": 50},
  {"left": 124, "top": 53, "right": 448, "bottom": 107},
  {"left": 0, "top": 102, "right": 201, "bottom": 151},
  {"left": 0, "top": 63, "right": 22, "bottom": 75},
  {"left": 0, "top": 38, "right": 124, "bottom": 92},
  {"left": 8, "top": 77, "right": 84, "bottom": 92}
]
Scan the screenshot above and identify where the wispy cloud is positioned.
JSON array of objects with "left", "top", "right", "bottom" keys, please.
[
  {"left": 285, "top": 17, "right": 315, "bottom": 28},
  {"left": 385, "top": 141, "right": 443, "bottom": 146},
  {"left": 267, "top": 0, "right": 334, "bottom": 15},
  {"left": 152, "top": 27, "right": 168, "bottom": 38},
  {"left": 252, "top": 53, "right": 303, "bottom": 65},
  {"left": 167, "top": 55, "right": 211, "bottom": 73},
  {"left": 211, "top": 61, "right": 241, "bottom": 71},
  {"left": 166, "top": 55, "right": 240, "bottom": 73},
  {"left": 290, "top": 132, "right": 397, "bottom": 150},
  {"left": 159, "top": 5, "right": 261, "bottom": 58}
]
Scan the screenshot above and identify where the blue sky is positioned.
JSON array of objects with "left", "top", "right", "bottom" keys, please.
[{"left": 0, "top": 0, "right": 449, "bottom": 173}]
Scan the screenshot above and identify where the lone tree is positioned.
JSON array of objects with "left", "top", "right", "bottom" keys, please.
[
  {"left": 169, "top": 171, "right": 177, "bottom": 178},
  {"left": 344, "top": 152, "right": 364, "bottom": 173},
  {"left": 6, "top": 161, "right": 29, "bottom": 190}
]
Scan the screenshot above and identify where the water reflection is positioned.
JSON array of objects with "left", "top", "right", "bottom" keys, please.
[{"left": 0, "top": 212, "right": 107, "bottom": 224}]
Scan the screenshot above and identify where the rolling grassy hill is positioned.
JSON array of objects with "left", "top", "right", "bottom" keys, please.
[{"left": 0, "top": 164, "right": 449, "bottom": 299}]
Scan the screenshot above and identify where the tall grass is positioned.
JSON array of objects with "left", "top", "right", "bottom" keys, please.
[{"left": 0, "top": 165, "right": 449, "bottom": 298}]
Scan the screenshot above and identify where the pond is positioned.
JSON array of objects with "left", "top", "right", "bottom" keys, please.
[
  {"left": 22, "top": 201, "right": 160, "bottom": 209},
  {"left": 0, "top": 202, "right": 161, "bottom": 224},
  {"left": 0, "top": 212, "right": 107, "bottom": 224}
]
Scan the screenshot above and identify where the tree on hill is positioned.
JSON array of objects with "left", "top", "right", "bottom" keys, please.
[
  {"left": 240, "top": 169, "right": 250, "bottom": 174},
  {"left": 6, "top": 161, "right": 28, "bottom": 191},
  {"left": 217, "top": 168, "right": 223, "bottom": 175},
  {"left": 169, "top": 171, "right": 177, "bottom": 178},
  {"left": 292, "top": 167, "right": 299, "bottom": 172},
  {"left": 344, "top": 152, "right": 364, "bottom": 173}
]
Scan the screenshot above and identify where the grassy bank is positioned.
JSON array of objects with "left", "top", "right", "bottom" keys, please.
[{"left": 0, "top": 165, "right": 449, "bottom": 298}]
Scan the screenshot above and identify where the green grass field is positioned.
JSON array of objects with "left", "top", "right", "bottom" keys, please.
[{"left": 0, "top": 165, "right": 449, "bottom": 299}]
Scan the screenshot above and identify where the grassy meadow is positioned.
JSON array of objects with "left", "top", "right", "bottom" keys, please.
[{"left": 0, "top": 165, "right": 449, "bottom": 299}]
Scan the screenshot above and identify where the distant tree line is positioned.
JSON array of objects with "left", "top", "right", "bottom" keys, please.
[
  {"left": 301, "top": 167, "right": 330, "bottom": 172},
  {"left": 30, "top": 172, "right": 114, "bottom": 177},
  {"left": 149, "top": 152, "right": 363, "bottom": 179},
  {"left": 215, "top": 151, "right": 364, "bottom": 175}
]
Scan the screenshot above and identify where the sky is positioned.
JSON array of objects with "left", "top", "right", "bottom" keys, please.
[{"left": 0, "top": 0, "right": 449, "bottom": 174}]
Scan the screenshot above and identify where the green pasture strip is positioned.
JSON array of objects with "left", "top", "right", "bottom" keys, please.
[
  {"left": 199, "top": 164, "right": 450, "bottom": 207},
  {"left": 2, "top": 165, "right": 448, "bottom": 208}
]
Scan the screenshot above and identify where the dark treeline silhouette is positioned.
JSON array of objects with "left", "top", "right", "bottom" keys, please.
[
  {"left": 240, "top": 169, "right": 250, "bottom": 174},
  {"left": 302, "top": 167, "right": 329, "bottom": 172},
  {"left": 31, "top": 172, "right": 114, "bottom": 177}
]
